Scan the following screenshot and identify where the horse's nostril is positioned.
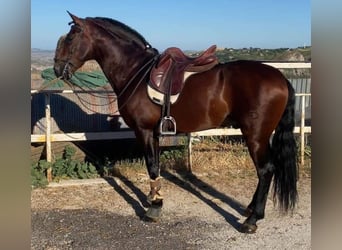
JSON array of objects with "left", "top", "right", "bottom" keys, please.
[
  {"left": 53, "top": 66, "right": 60, "bottom": 77},
  {"left": 53, "top": 64, "right": 64, "bottom": 78}
]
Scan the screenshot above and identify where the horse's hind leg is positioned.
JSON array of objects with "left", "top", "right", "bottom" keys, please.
[{"left": 241, "top": 132, "right": 274, "bottom": 233}]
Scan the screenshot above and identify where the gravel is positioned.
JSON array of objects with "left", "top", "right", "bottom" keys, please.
[{"left": 31, "top": 172, "right": 311, "bottom": 249}]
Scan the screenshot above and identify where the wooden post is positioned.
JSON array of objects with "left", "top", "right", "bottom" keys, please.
[
  {"left": 45, "top": 93, "right": 52, "bottom": 182},
  {"left": 187, "top": 133, "right": 192, "bottom": 173},
  {"left": 300, "top": 95, "right": 305, "bottom": 166}
]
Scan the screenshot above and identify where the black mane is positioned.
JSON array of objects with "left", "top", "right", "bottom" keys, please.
[{"left": 86, "top": 17, "right": 151, "bottom": 49}]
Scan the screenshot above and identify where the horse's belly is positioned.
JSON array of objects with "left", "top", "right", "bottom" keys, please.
[{"left": 171, "top": 99, "right": 229, "bottom": 133}]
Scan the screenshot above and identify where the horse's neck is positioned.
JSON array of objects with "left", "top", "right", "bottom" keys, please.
[{"left": 94, "top": 43, "right": 151, "bottom": 93}]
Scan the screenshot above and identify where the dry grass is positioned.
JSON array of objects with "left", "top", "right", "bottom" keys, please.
[
  {"left": 191, "top": 140, "right": 255, "bottom": 180},
  {"left": 108, "top": 140, "right": 257, "bottom": 187},
  {"left": 79, "top": 60, "right": 102, "bottom": 72},
  {"left": 109, "top": 140, "right": 311, "bottom": 188}
]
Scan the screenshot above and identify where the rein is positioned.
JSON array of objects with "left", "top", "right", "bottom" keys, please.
[
  {"left": 72, "top": 54, "right": 158, "bottom": 114},
  {"left": 37, "top": 54, "right": 158, "bottom": 114},
  {"left": 114, "top": 55, "right": 158, "bottom": 106},
  {"left": 34, "top": 76, "right": 64, "bottom": 92}
]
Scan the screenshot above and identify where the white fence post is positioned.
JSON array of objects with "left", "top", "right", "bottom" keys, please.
[
  {"left": 45, "top": 93, "right": 52, "bottom": 182},
  {"left": 300, "top": 94, "right": 306, "bottom": 166}
]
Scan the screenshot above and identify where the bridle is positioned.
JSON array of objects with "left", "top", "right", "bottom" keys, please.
[
  {"left": 60, "top": 61, "right": 72, "bottom": 80},
  {"left": 54, "top": 21, "right": 82, "bottom": 80}
]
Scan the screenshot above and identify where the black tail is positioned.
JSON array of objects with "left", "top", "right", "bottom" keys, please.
[{"left": 272, "top": 80, "right": 298, "bottom": 212}]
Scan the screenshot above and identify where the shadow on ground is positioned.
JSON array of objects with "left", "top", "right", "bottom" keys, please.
[{"left": 103, "top": 169, "right": 248, "bottom": 232}]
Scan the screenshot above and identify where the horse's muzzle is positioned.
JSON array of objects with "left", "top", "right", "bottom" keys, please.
[
  {"left": 54, "top": 62, "right": 72, "bottom": 80},
  {"left": 53, "top": 63, "right": 63, "bottom": 78}
]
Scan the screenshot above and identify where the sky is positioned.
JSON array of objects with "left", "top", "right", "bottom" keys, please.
[{"left": 31, "top": 0, "right": 311, "bottom": 51}]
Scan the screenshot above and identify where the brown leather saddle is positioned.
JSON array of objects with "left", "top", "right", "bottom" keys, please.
[{"left": 149, "top": 45, "right": 218, "bottom": 96}]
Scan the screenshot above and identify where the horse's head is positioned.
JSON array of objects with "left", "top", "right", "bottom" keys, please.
[{"left": 54, "top": 12, "right": 93, "bottom": 80}]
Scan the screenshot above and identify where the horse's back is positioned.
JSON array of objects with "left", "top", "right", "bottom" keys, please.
[{"left": 224, "top": 60, "right": 288, "bottom": 88}]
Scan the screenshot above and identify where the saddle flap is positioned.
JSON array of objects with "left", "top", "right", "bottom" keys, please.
[{"left": 150, "top": 56, "right": 172, "bottom": 90}]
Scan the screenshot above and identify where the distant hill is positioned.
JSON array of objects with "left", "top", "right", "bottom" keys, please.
[
  {"left": 31, "top": 49, "right": 55, "bottom": 71},
  {"left": 31, "top": 46, "right": 311, "bottom": 71},
  {"left": 209, "top": 46, "right": 311, "bottom": 63}
]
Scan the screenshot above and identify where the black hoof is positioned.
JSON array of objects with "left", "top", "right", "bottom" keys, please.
[
  {"left": 240, "top": 222, "right": 257, "bottom": 234},
  {"left": 145, "top": 205, "right": 162, "bottom": 222}
]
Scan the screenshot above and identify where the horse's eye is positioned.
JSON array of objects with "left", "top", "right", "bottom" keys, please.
[
  {"left": 73, "top": 25, "right": 82, "bottom": 33},
  {"left": 65, "top": 25, "right": 81, "bottom": 43},
  {"left": 65, "top": 34, "right": 73, "bottom": 43},
  {"left": 71, "top": 24, "right": 82, "bottom": 33}
]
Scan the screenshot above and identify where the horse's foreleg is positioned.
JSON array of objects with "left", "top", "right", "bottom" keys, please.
[{"left": 136, "top": 128, "right": 163, "bottom": 221}]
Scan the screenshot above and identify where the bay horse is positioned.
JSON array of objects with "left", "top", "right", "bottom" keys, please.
[{"left": 54, "top": 12, "right": 298, "bottom": 233}]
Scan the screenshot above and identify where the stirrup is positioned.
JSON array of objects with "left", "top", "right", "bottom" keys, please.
[{"left": 159, "top": 116, "right": 176, "bottom": 135}]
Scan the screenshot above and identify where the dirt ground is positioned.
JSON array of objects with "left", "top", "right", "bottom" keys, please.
[{"left": 31, "top": 163, "right": 311, "bottom": 249}]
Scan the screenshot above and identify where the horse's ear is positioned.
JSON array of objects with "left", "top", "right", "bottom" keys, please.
[{"left": 66, "top": 11, "right": 82, "bottom": 25}]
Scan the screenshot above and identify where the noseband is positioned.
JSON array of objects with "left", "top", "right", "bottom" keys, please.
[{"left": 60, "top": 61, "right": 72, "bottom": 80}]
